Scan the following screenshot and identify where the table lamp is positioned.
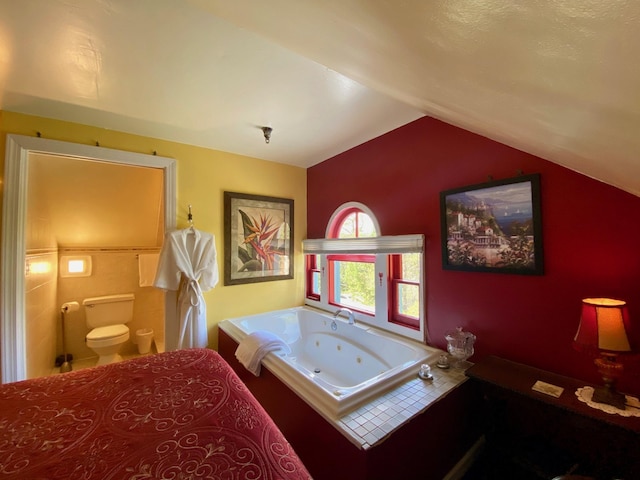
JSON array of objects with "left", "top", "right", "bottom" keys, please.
[{"left": 573, "top": 298, "right": 634, "bottom": 410}]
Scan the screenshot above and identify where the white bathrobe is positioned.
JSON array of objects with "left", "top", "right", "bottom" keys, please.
[{"left": 154, "top": 227, "right": 219, "bottom": 349}]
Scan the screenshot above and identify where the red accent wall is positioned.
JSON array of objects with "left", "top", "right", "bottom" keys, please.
[{"left": 308, "top": 116, "right": 640, "bottom": 396}]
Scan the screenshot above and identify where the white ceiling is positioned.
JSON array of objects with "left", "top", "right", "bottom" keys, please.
[{"left": 1, "top": 1, "right": 639, "bottom": 196}]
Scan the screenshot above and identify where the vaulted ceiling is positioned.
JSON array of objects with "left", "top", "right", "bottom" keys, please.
[{"left": 2, "top": 1, "right": 639, "bottom": 195}]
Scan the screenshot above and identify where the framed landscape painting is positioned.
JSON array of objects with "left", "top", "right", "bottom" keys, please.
[
  {"left": 224, "top": 191, "right": 294, "bottom": 285},
  {"left": 440, "top": 174, "right": 543, "bottom": 275}
]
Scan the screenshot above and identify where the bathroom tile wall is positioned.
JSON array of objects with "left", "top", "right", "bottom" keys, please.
[
  {"left": 25, "top": 252, "right": 58, "bottom": 379},
  {"left": 25, "top": 168, "right": 59, "bottom": 378},
  {"left": 57, "top": 250, "right": 165, "bottom": 362}
]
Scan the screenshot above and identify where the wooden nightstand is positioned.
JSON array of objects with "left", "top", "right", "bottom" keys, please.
[{"left": 466, "top": 356, "right": 640, "bottom": 479}]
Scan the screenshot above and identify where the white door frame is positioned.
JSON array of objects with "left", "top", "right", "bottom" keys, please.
[{"left": 1, "top": 134, "right": 177, "bottom": 383}]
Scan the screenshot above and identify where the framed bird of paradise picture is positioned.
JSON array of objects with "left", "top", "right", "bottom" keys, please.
[{"left": 224, "top": 191, "right": 294, "bottom": 285}]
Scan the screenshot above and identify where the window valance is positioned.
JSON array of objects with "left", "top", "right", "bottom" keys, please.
[{"left": 302, "top": 234, "right": 424, "bottom": 254}]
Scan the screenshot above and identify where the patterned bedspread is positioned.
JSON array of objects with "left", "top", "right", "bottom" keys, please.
[{"left": 0, "top": 348, "right": 311, "bottom": 479}]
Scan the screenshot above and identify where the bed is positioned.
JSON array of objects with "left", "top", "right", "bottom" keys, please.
[{"left": 0, "top": 348, "right": 311, "bottom": 479}]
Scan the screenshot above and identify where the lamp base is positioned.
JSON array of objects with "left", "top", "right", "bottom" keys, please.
[
  {"left": 591, "top": 385, "right": 626, "bottom": 410},
  {"left": 591, "top": 353, "right": 626, "bottom": 410}
]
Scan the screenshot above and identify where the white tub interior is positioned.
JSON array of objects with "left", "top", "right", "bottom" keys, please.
[{"left": 220, "top": 306, "right": 442, "bottom": 419}]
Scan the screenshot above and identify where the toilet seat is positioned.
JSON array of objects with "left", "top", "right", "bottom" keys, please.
[
  {"left": 86, "top": 324, "right": 129, "bottom": 349},
  {"left": 87, "top": 324, "right": 129, "bottom": 341}
]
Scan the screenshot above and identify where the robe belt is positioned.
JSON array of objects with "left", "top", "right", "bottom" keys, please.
[{"left": 182, "top": 278, "right": 203, "bottom": 309}]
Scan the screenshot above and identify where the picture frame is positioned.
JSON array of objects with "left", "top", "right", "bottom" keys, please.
[
  {"left": 224, "top": 191, "right": 294, "bottom": 285},
  {"left": 440, "top": 174, "right": 543, "bottom": 275}
]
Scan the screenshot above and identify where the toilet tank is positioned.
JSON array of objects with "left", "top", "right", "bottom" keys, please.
[{"left": 83, "top": 293, "right": 135, "bottom": 329}]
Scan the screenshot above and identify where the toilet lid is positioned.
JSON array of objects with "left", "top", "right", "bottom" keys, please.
[{"left": 87, "top": 324, "right": 129, "bottom": 341}]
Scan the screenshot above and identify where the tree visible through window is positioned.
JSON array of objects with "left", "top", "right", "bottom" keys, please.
[
  {"left": 328, "top": 208, "right": 377, "bottom": 314},
  {"left": 392, "top": 253, "right": 420, "bottom": 328},
  {"left": 330, "top": 208, "right": 377, "bottom": 239},
  {"left": 304, "top": 203, "right": 425, "bottom": 340}
]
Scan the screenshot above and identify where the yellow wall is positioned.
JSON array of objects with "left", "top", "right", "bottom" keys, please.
[{"left": 0, "top": 111, "right": 307, "bottom": 349}]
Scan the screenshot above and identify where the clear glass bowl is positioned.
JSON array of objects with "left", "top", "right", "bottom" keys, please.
[{"left": 445, "top": 327, "right": 476, "bottom": 368}]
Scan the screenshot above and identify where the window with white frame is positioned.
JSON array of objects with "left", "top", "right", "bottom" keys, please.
[{"left": 303, "top": 202, "right": 426, "bottom": 342}]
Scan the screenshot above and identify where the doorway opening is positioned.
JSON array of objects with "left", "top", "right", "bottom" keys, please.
[{"left": 1, "top": 134, "right": 176, "bottom": 383}]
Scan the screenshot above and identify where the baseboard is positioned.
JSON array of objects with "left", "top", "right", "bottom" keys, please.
[{"left": 442, "top": 435, "right": 486, "bottom": 480}]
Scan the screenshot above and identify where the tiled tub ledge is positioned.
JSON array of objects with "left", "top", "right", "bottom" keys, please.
[{"left": 336, "top": 365, "right": 469, "bottom": 449}]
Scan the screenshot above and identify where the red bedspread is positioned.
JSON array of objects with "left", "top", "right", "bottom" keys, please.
[{"left": 0, "top": 348, "right": 311, "bottom": 479}]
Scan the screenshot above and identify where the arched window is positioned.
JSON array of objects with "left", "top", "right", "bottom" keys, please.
[
  {"left": 327, "top": 205, "right": 378, "bottom": 313},
  {"left": 326, "top": 203, "right": 379, "bottom": 239},
  {"left": 303, "top": 203, "right": 425, "bottom": 341}
]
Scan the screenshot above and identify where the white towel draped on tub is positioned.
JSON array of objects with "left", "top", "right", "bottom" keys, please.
[
  {"left": 235, "top": 331, "right": 291, "bottom": 376},
  {"left": 138, "top": 253, "right": 160, "bottom": 287}
]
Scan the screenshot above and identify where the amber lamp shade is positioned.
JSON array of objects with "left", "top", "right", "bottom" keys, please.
[{"left": 574, "top": 298, "right": 634, "bottom": 410}]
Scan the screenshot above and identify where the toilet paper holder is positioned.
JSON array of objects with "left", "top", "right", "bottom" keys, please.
[
  {"left": 59, "top": 301, "right": 79, "bottom": 373},
  {"left": 61, "top": 301, "right": 80, "bottom": 313}
]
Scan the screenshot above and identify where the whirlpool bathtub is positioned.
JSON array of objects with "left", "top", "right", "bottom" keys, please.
[{"left": 218, "top": 306, "right": 441, "bottom": 418}]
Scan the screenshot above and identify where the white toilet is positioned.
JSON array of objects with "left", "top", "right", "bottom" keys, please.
[{"left": 83, "top": 293, "right": 135, "bottom": 366}]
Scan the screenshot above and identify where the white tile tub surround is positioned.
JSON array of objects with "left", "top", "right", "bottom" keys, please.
[{"left": 336, "top": 364, "right": 469, "bottom": 449}]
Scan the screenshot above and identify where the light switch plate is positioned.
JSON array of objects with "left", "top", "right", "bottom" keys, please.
[{"left": 532, "top": 380, "right": 564, "bottom": 398}]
